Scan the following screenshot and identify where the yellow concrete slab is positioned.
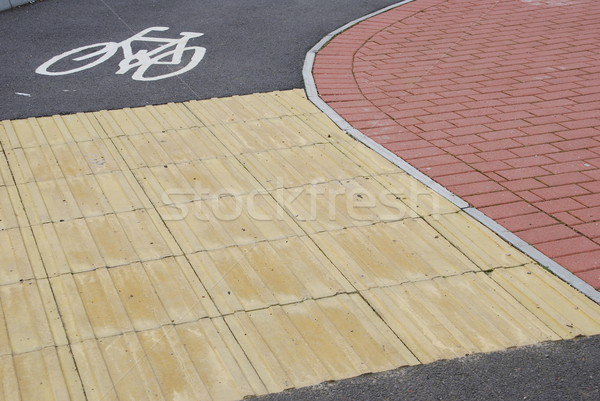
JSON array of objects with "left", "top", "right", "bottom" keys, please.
[
  {"left": 12, "top": 346, "right": 85, "bottom": 401},
  {"left": 362, "top": 272, "right": 561, "bottom": 364},
  {"left": 2, "top": 89, "right": 600, "bottom": 400},
  {"left": 273, "top": 177, "right": 418, "bottom": 233},
  {"left": 93, "top": 103, "right": 202, "bottom": 137},
  {"left": 312, "top": 220, "right": 480, "bottom": 290},
  {"left": 0, "top": 227, "right": 45, "bottom": 285},
  {"left": 0, "top": 185, "right": 28, "bottom": 230},
  {"left": 425, "top": 211, "right": 533, "bottom": 270},
  {"left": 0, "top": 113, "right": 106, "bottom": 150},
  {"left": 239, "top": 143, "right": 369, "bottom": 190},
  {"left": 6, "top": 140, "right": 127, "bottom": 185},
  {"left": 226, "top": 294, "right": 418, "bottom": 393},
  {"left": 187, "top": 236, "right": 353, "bottom": 314},
  {"left": 134, "top": 156, "right": 262, "bottom": 206},
  {"left": 374, "top": 172, "right": 460, "bottom": 217},
  {"left": 111, "top": 127, "right": 229, "bottom": 169},
  {"left": 33, "top": 209, "right": 181, "bottom": 275},
  {"left": 0, "top": 279, "right": 66, "bottom": 354},
  {"left": 71, "top": 319, "right": 264, "bottom": 401},
  {"left": 209, "top": 116, "right": 332, "bottom": 155},
  {"left": 18, "top": 171, "right": 150, "bottom": 225},
  {"left": 159, "top": 193, "right": 303, "bottom": 253},
  {"left": 491, "top": 265, "right": 600, "bottom": 338}
]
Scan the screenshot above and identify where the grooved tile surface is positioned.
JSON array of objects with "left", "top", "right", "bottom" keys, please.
[{"left": 1, "top": 90, "right": 599, "bottom": 400}]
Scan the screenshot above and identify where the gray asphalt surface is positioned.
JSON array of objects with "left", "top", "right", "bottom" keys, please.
[
  {"left": 251, "top": 335, "right": 600, "bottom": 401},
  {"left": 0, "top": 0, "right": 399, "bottom": 120}
]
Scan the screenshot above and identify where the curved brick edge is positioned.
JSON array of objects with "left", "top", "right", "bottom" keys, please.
[
  {"left": 302, "top": 0, "right": 600, "bottom": 304},
  {"left": 0, "top": 0, "right": 37, "bottom": 12}
]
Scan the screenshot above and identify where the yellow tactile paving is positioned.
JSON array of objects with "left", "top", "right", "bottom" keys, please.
[
  {"left": 362, "top": 273, "right": 560, "bottom": 364},
  {"left": 187, "top": 237, "right": 353, "bottom": 314},
  {"left": 0, "top": 89, "right": 599, "bottom": 400}
]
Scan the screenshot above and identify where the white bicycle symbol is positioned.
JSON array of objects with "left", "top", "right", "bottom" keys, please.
[{"left": 36, "top": 27, "right": 206, "bottom": 81}]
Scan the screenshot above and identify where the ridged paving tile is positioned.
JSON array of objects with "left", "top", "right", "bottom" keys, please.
[
  {"left": 425, "top": 211, "right": 533, "bottom": 270},
  {"left": 93, "top": 103, "right": 202, "bottom": 137},
  {"left": 0, "top": 227, "right": 45, "bottom": 285},
  {"left": 209, "top": 116, "right": 331, "bottom": 155},
  {"left": 362, "top": 273, "right": 561, "bottom": 364},
  {"left": 111, "top": 127, "right": 229, "bottom": 169},
  {"left": 0, "top": 113, "right": 106, "bottom": 150},
  {"left": 0, "top": 185, "right": 28, "bottom": 230},
  {"left": 33, "top": 209, "right": 181, "bottom": 276},
  {"left": 225, "top": 294, "right": 419, "bottom": 393},
  {"left": 490, "top": 265, "right": 600, "bottom": 338},
  {"left": 18, "top": 171, "right": 150, "bottom": 225},
  {"left": 187, "top": 236, "right": 353, "bottom": 314},
  {"left": 5, "top": 140, "right": 127, "bottom": 185},
  {"left": 239, "top": 143, "right": 368, "bottom": 190},
  {"left": 51, "top": 259, "right": 218, "bottom": 342},
  {"left": 158, "top": 193, "right": 303, "bottom": 253},
  {"left": 333, "top": 140, "right": 402, "bottom": 176},
  {"left": 273, "top": 177, "right": 417, "bottom": 233},
  {"left": 0, "top": 279, "right": 67, "bottom": 355},
  {"left": 0, "top": 150, "right": 13, "bottom": 187},
  {"left": 374, "top": 173, "right": 460, "bottom": 217},
  {"left": 134, "top": 157, "right": 261, "bottom": 206},
  {"left": 72, "top": 320, "right": 264, "bottom": 401},
  {"left": 11, "top": 346, "right": 85, "bottom": 401},
  {"left": 311, "top": 219, "right": 480, "bottom": 290}
]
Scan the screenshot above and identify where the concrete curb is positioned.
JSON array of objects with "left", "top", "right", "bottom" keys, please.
[
  {"left": 302, "top": 0, "right": 600, "bottom": 304},
  {"left": 1, "top": 0, "right": 36, "bottom": 12}
]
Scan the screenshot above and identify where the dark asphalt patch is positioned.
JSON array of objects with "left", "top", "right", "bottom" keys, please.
[
  {"left": 251, "top": 335, "right": 600, "bottom": 401},
  {"left": 0, "top": 0, "right": 399, "bottom": 119}
]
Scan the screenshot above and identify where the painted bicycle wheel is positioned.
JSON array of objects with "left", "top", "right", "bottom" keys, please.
[{"left": 36, "top": 42, "right": 119, "bottom": 76}]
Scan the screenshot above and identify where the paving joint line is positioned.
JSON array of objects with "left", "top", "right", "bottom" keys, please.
[{"left": 302, "top": 0, "right": 600, "bottom": 305}]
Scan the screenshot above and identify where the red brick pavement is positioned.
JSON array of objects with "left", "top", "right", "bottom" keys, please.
[{"left": 313, "top": 0, "right": 600, "bottom": 289}]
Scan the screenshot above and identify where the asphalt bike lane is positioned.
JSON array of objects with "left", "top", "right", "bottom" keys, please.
[{"left": 0, "top": 0, "right": 399, "bottom": 120}]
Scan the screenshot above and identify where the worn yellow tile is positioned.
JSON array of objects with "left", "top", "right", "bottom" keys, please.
[
  {"left": 239, "top": 143, "right": 368, "bottom": 190},
  {"left": 0, "top": 354, "right": 19, "bottom": 400},
  {"left": 226, "top": 295, "right": 417, "bottom": 393},
  {"left": 274, "top": 177, "right": 417, "bottom": 233},
  {"left": 70, "top": 340, "right": 118, "bottom": 401},
  {"left": 135, "top": 157, "right": 261, "bottom": 206},
  {"left": 186, "top": 94, "right": 289, "bottom": 126},
  {"left": 33, "top": 220, "right": 107, "bottom": 276},
  {"left": 95, "top": 332, "right": 165, "bottom": 400},
  {"left": 333, "top": 140, "right": 402, "bottom": 176},
  {"left": 0, "top": 185, "right": 28, "bottom": 229},
  {"left": 112, "top": 127, "right": 229, "bottom": 169},
  {"left": 374, "top": 173, "right": 460, "bottom": 216},
  {"left": 0, "top": 279, "right": 67, "bottom": 354},
  {"left": 94, "top": 103, "right": 202, "bottom": 137},
  {"left": 0, "top": 227, "right": 45, "bottom": 285},
  {"left": 13, "top": 346, "right": 85, "bottom": 401},
  {"left": 177, "top": 318, "right": 266, "bottom": 399},
  {"left": 188, "top": 236, "right": 353, "bottom": 314},
  {"left": 270, "top": 89, "right": 323, "bottom": 115},
  {"left": 53, "top": 269, "right": 133, "bottom": 340},
  {"left": 363, "top": 273, "right": 560, "bottom": 364},
  {"left": 108, "top": 263, "right": 172, "bottom": 331},
  {"left": 312, "top": 220, "right": 479, "bottom": 290},
  {"left": 0, "top": 150, "right": 13, "bottom": 187},
  {"left": 19, "top": 172, "right": 149, "bottom": 225},
  {"left": 0, "top": 114, "right": 106, "bottom": 150},
  {"left": 491, "top": 265, "right": 600, "bottom": 338},
  {"left": 296, "top": 112, "right": 353, "bottom": 142},
  {"left": 209, "top": 117, "right": 329, "bottom": 154},
  {"left": 159, "top": 193, "right": 303, "bottom": 253},
  {"left": 426, "top": 212, "right": 532, "bottom": 270},
  {"left": 144, "top": 256, "right": 219, "bottom": 320},
  {"left": 6, "top": 140, "right": 125, "bottom": 184}
]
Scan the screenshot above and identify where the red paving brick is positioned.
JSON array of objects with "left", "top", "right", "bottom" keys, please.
[{"left": 313, "top": 0, "right": 600, "bottom": 289}]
